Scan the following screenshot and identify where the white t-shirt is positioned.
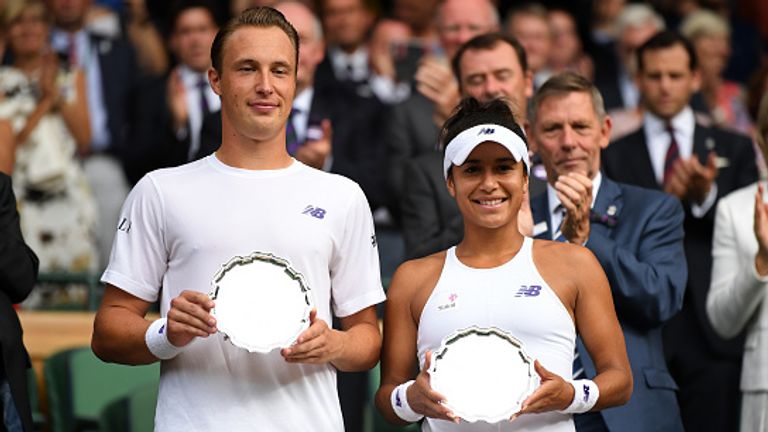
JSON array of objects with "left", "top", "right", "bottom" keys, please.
[{"left": 102, "top": 155, "right": 385, "bottom": 431}]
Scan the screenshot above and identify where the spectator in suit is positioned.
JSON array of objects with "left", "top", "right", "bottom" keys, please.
[
  {"left": 400, "top": 33, "right": 534, "bottom": 259},
  {"left": 48, "top": 0, "right": 142, "bottom": 268},
  {"left": 547, "top": 9, "right": 593, "bottom": 80},
  {"left": 603, "top": 30, "right": 759, "bottom": 432},
  {"left": 0, "top": 172, "right": 39, "bottom": 432},
  {"left": 385, "top": 0, "right": 499, "bottom": 205},
  {"left": 165, "top": 2, "right": 220, "bottom": 166},
  {"left": 593, "top": 4, "right": 664, "bottom": 116},
  {"left": 366, "top": 18, "right": 413, "bottom": 105},
  {"left": 707, "top": 91, "right": 768, "bottom": 432},
  {"left": 529, "top": 71, "right": 686, "bottom": 432},
  {"left": 504, "top": 2, "right": 552, "bottom": 90}
]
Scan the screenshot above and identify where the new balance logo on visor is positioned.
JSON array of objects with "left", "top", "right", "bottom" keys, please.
[
  {"left": 515, "top": 285, "right": 541, "bottom": 297},
  {"left": 478, "top": 127, "right": 495, "bottom": 135}
]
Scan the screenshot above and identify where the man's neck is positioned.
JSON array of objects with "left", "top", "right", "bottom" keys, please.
[{"left": 216, "top": 122, "right": 293, "bottom": 171}]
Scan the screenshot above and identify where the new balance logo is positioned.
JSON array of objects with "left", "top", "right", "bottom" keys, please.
[
  {"left": 515, "top": 285, "right": 542, "bottom": 297},
  {"left": 478, "top": 127, "right": 495, "bottom": 135},
  {"left": 583, "top": 384, "right": 590, "bottom": 402},
  {"left": 302, "top": 205, "right": 326, "bottom": 219}
]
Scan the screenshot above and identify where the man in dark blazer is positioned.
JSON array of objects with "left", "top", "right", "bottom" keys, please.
[
  {"left": 529, "top": 72, "right": 686, "bottom": 432},
  {"left": 0, "top": 173, "right": 39, "bottom": 432},
  {"left": 603, "top": 31, "right": 758, "bottom": 432}
]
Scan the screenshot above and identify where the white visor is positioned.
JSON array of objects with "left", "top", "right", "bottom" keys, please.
[{"left": 443, "top": 124, "right": 530, "bottom": 179}]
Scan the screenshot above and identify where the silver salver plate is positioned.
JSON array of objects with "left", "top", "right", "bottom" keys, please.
[
  {"left": 428, "top": 326, "right": 539, "bottom": 423},
  {"left": 209, "top": 252, "right": 313, "bottom": 353}
]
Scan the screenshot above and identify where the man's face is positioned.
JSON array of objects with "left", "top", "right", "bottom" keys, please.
[
  {"left": 48, "top": 0, "right": 91, "bottom": 30},
  {"left": 209, "top": 26, "right": 296, "bottom": 143},
  {"left": 507, "top": 13, "right": 550, "bottom": 73},
  {"left": 637, "top": 44, "right": 700, "bottom": 120},
  {"left": 276, "top": 3, "right": 325, "bottom": 94},
  {"left": 459, "top": 43, "right": 533, "bottom": 120},
  {"left": 438, "top": 0, "right": 498, "bottom": 59},
  {"left": 531, "top": 91, "right": 611, "bottom": 184},
  {"left": 321, "top": 0, "right": 373, "bottom": 51},
  {"left": 171, "top": 8, "right": 218, "bottom": 73}
]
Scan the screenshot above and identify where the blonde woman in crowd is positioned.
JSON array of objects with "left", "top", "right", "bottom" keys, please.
[{"left": 0, "top": 0, "right": 98, "bottom": 273}]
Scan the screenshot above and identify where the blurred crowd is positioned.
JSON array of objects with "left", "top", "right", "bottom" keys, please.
[
  {"left": 0, "top": 0, "right": 765, "bottom": 276},
  {"left": 1, "top": 0, "right": 767, "bottom": 431}
]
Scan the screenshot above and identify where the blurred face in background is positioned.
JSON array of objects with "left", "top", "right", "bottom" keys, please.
[
  {"left": 48, "top": 0, "right": 91, "bottom": 31},
  {"left": 394, "top": 0, "right": 439, "bottom": 34},
  {"left": 507, "top": 12, "right": 551, "bottom": 73},
  {"left": 276, "top": 2, "right": 325, "bottom": 94},
  {"left": 692, "top": 33, "right": 730, "bottom": 82},
  {"left": 548, "top": 10, "right": 581, "bottom": 69},
  {"left": 171, "top": 7, "right": 218, "bottom": 73},
  {"left": 437, "top": 0, "right": 498, "bottom": 59},
  {"left": 321, "top": 0, "right": 374, "bottom": 52},
  {"left": 8, "top": 5, "right": 49, "bottom": 57},
  {"left": 459, "top": 42, "right": 532, "bottom": 120},
  {"left": 637, "top": 44, "right": 700, "bottom": 120}
]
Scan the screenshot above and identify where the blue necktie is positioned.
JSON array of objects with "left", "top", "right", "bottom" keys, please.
[
  {"left": 197, "top": 77, "right": 210, "bottom": 115},
  {"left": 553, "top": 204, "right": 585, "bottom": 378}
]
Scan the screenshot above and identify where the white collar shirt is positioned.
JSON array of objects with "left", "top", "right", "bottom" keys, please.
[
  {"left": 330, "top": 47, "right": 369, "bottom": 82},
  {"left": 291, "top": 87, "right": 314, "bottom": 143}
]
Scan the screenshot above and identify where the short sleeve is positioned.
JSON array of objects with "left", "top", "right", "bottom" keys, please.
[
  {"left": 330, "top": 184, "right": 386, "bottom": 317},
  {"left": 101, "top": 175, "right": 168, "bottom": 302}
]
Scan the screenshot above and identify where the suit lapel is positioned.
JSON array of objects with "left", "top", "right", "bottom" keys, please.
[
  {"left": 592, "top": 177, "right": 622, "bottom": 238},
  {"left": 625, "top": 131, "right": 661, "bottom": 190}
]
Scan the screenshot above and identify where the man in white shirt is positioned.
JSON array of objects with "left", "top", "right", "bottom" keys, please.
[
  {"left": 603, "top": 30, "right": 758, "bottom": 432},
  {"left": 91, "top": 7, "right": 385, "bottom": 431}
]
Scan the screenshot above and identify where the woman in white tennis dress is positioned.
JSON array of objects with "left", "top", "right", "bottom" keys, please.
[{"left": 375, "top": 98, "right": 631, "bottom": 431}]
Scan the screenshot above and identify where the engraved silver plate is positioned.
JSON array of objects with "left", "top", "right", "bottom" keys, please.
[
  {"left": 210, "top": 252, "right": 313, "bottom": 353},
  {"left": 428, "top": 326, "right": 539, "bottom": 423}
]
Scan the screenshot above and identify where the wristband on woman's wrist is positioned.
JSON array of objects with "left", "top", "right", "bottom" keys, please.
[
  {"left": 145, "top": 318, "right": 183, "bottom": 360},
  {"left": 390, "top": 380, "right": 424, "bottom": 422},
  {"left": 558, "top": 379, "right": 599, "bottom": 414}
]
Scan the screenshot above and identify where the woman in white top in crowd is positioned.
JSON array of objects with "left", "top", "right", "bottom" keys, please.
[
  {"left": 707, "top": 91, "right": 768, "bottom": 432},
  {"left": 375, "top": 98, "right": 631, "bottom": 431}
]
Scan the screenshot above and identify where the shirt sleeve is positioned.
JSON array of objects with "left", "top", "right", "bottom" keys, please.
[
  {"left": 101, "top": 175, "right": 168, "bottom": 302},
  {"left": 330, "top": 183, "right": 386, "bottom": 317}
]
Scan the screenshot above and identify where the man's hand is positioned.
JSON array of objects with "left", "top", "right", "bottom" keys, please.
[
  {"left": 754, "top": 183, "right": 768, "bottom": 276},
  {"left": 281, "top": 309, "right": 343, "bottom": 364},
  {"left": 167, "top": 68, "right": 188, "bottom": 132},
  {"left": 166, "top": 290, "right": 216, "bottom": 348},
  {"left": 513, "top": 360, "right": 574, "bottom": 420},
  {"left": 664, "top": 152, "right": 718, "bottom": 204},
  {"left": 555, "top": 172, "right": 592, "bottom": 245},
  {"left": 295, "top": 119, "right": 332, "bottom": 169},
  {"left": 414, "top": 57, "right": 460, "bottom": 127}
]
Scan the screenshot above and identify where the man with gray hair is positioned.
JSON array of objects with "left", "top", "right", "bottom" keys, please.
[
  {"left": 594, "top": 3, "right": 665, "bottom": 112},
  {"left": 528, "top": 72, "right": 686, "bottom": 432}
]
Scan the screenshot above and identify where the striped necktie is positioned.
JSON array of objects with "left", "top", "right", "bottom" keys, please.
[
  {"left": 663, "top": 121, "right": 680, "bottom": 186},
  {"left": 553, "top": 204, "right": 585, "bottom": 378}
]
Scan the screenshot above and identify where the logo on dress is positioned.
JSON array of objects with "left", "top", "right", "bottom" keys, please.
[
  {"left": 117, "top": 217, "right": 131, "bottom": 233},
  {"left": 302, "top": 205, "right": 326, "bottom": 219},
  {"left": 515, "top": 285, "right": 542, "bottom": 297},
  {"left": 437, "top": 293, "right": 458, "bottom": 311}
]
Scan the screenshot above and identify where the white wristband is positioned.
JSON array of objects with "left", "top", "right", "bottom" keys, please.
[
  {"left": 145, "top": 318, "right": 183, "bottom": 360},
  {"left": 559, "top": 379, "right": 599, "bottom": 414},
  {"left": 390, "top": 380, "right": 424, "bottom": 423}
]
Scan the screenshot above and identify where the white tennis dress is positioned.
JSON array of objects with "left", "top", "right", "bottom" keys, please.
[{"left": 418, "top": 236, "right": 576, "bottom": 431}]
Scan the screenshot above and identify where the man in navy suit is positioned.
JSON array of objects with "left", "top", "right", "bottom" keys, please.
[
  {"left": 528, "top": 72, "right": 686, "bottom": 432},
  {"left": 603, "top": 31, "right": 758, "bottom": 432}
]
